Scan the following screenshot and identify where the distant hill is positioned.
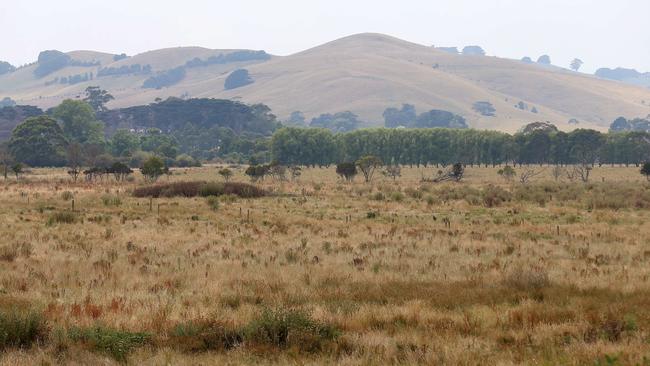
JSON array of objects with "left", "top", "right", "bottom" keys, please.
[
  {"left": 0, "top": 105, "right": 43, "bottom": 140},
  {"left": 2, "top": 33, "right": 650, "bottom": 132},
  {"left": 595, "top": 67, "right": 650, "bottom": 89}
]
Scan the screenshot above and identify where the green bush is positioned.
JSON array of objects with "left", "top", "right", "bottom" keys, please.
[
  {"left": 61, "top": 191, "right": 74, "bottom": 201},
  {"left": 68, "top": 326, "right": 150, "bottom": 362},
  {"left": 0, "top": 309, "right": 47, "bottom": 349}
]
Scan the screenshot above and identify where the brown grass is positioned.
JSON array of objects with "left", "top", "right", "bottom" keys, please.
[{"left": 0, "top": 165, "right": 649, "bottom": 365}]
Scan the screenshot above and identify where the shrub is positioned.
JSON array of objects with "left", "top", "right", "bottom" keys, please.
[
  {"left": 336, "top": 162, "right": 357, "bottom": 182},
  {"left": 133, "top": 181, "right": 265, "bottom": 198},
  {"left": 175, "top": 154, "right": 201, "bottom": 167},
  {"left": 482, "top": 185, "right": 512, "bottom": 207},
  {"left": 245, "top": 308, "right": 339, "bottom": 351},
  {"left": 205, "top": 196, "right": 220, "bottom": 211},
  {"left": 0, "top": 309, "right": 47, "bottom": 349},
  {"left": 224, "top": 69, "right": 254, "bottom": 90},
  {"left": 370, "top": 192, "right": 385, "bottom": 201},
  {"left": 141, "top": 156, "right": 166, "bottom": 182},
  {"left": 47, "top": 211, "right": 77, "bottom": 225},
  {"left": 199, "top": 182, "right": 225, "bottom": 197},
  {"left": 61, "top": 191, "right": 74, "bottom": 201},
  {"left": 68, "top": 326, "right": 150, "bottom": 362}
]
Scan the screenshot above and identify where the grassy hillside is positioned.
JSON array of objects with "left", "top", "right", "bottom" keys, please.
[{"left": 1, "top": 33, "right": 650, "bottom": 132}]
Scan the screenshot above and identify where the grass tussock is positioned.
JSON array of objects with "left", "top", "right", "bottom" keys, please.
[
  {"left": 0, "top": 309, "right": 48, "bottom": 350},
  {"left": 46, "top": 211, "right": 77, "bottom": 225}
]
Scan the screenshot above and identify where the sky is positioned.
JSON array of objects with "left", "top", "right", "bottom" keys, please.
[{"left": 1, "top": 0, "right": 649, "bottom": 74}]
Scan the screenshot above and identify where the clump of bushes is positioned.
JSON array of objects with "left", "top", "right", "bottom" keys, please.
[
  {"left": 0, "top": 309, "right": 48, "bottom": 350},
  {"left": 61, "top": 191, "right": 74, "bottom": 201},
  {"left": 132, "top": 181, "right": 266, "bottom": 198}
]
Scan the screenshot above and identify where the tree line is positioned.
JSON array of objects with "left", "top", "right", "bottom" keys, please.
[{"left": 270, "top": 126, "right": 650, "bottom": 167}]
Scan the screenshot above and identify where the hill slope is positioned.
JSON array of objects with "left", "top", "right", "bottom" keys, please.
[{"left": 2, "top": 33, "right": 650, "bottom": 132}]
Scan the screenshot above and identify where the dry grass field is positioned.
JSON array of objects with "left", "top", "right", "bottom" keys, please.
[{"left": 1, "top": 165, "right": 650, "bottom": 365}]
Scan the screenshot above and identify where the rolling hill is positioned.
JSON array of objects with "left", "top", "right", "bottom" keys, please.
[{"left": 1, "top": 33, "right": 650, "bottom": 132}]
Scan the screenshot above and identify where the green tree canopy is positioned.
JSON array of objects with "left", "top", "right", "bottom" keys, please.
[
  {"left": 9, "top": 115, "right": 68, "bottom": 166},
  {"left": 52, "top": 100, "right": 104, "bottom": 144},
  {"left": 83, "top": 86, "right": 114, "bottom": 112},
  {"left": 110, "top": 129, "right": 140, "bottom": 157}
]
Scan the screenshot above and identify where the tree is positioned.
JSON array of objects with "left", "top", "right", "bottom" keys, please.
[
  {"left": 570, "top": 58, "right": 584, "bottom": 72},
  {"left": 537, "top": 55, "right": 552, "bottom": 65},
  {"left": 641, "top": 162, "right": 650, "bottom": 181},
  {"left": 141, "top": 156, "right": 165, "bottom": 182},
  {"left": 356, "top": 155, "right": 383, "bottom": 183},
  {"left": 52, "top": 100, "right": 104, "bottom": 144},
  {"left": 34, "top": 50, "right": 71, "bottom": 78},
  {"left": 287, "top": 111, "right": 306, "bottom": 126},
  {"left": 0, "top": 97, "right": 16, "bottom": 108},
  {"left": 415, "top": 110, "right": 467, "bottom": 129},
  {"left": 462, "top": 46, "right": 486, "bottom": 56},
  {"left": 519, "top": 167, "right": 544, "bottom": 184},
  {"left": 142, "top": 67, "right": 186, "bottom": 89},
  {"left": 224, "top": 69, "right": 254, "bottom": 90},
  {"left": 0, "top": 142, "right": 12, "bottom": 180},
  {"left": 521, "top": 56, "right": 533, "bottom": 64},
  {"left": 11, "top": 163, "right": 23, "bottom": 179},
  {"left": 66, "top": 142, "right": 84, "bottom": 182},
  {"left": 140, "top": 128, "right": 179, "bottom": 158},
  {"left": 218, "top": 168, "right": 233, "bottom": 182},
  {"left": 497, "top": 165, "right": 516, "bottom": 182},
  {"left": 310, "top": 112, "right": 361, "bottom": 132},
  {"left": 473, "top": 101, "right": 496, "bottom": 117},
  {"left": 108, "top": 162, "right": 133, "bottom": 181},
  {"left": 336, "top": 162, "right": 357, "bottom": 182},
  {"left": 245, "top": 164, "right": 269, "bottom": 182},
  {"left": 110, "top": 129, "right": 140, "bottom": 157},
  {"left": 83, "top": 86, "right": 114, "bottom": 112},
  {"left": 9, "top": 116, "right": 68, "bottom": 167},
  {"left": 383, "top": 104, "right": 416, "bottom": 128}
]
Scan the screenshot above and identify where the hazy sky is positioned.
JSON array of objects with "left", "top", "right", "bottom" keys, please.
[{"left": 2, "top": 0, "right": 649, "bottom": 73}]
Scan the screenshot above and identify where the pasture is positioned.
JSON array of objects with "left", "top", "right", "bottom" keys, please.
[{"left": 1, "top": 165, "right": 649, "bottom": 365}]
